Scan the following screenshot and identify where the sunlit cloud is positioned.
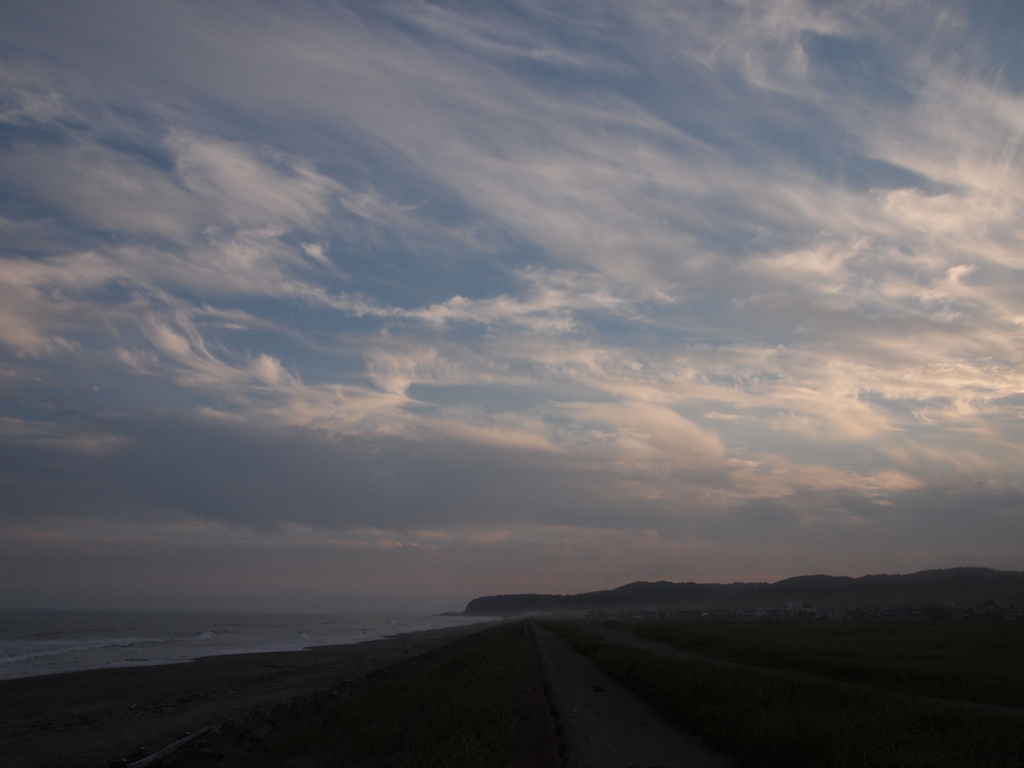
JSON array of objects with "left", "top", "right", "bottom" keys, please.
[{"left": 1, "top": 0, "right": 1023, "bottom": 611}]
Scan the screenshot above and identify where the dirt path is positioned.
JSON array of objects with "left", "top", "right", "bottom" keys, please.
[
  {"left": 530, "top": 622, "right": 735, "bottom": 768},
  {"left": 512, "top": 622, "right": 560, "bottom": 768},
  {"left": 582, "top": 624, "right": 736, "bottom": 666}
]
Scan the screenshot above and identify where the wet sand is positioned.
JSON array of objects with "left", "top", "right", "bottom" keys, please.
[{"left": 0, "top": 621, "right": 499, "bottom": 768}]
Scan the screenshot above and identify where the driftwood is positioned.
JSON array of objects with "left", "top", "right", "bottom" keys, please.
[{"left": 126, "top": 726, "right": 215, "bottom": 768}]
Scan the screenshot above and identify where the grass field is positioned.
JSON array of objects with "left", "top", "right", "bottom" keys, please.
[
  {"left": 549, "top": 621, "right": 1024, "bottom": 768},
  {"left": 242, "top": 623, "right": 522, "bottom": 768},
  {"left": 609, "top": 617, "right": 1024, "bottom": 707}
]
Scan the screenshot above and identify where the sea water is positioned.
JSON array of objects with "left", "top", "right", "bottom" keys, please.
[{"left": 0, "top": 609, "right": 491, "bottom": 681}]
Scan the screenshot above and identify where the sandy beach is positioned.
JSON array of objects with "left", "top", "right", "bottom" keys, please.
[{"left": 0, "top": 620, "right": 499, "bottom": 768}]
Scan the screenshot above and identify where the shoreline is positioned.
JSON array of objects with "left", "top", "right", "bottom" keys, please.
[
  {"left": 0, "top": 611, "right": 494, "bottom": 684},
  {"left": 0, "top": 620, "right": 500, "bottom": 768}
]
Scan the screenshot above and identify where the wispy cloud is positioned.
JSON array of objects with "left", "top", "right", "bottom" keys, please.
[{"left": 1, "top": 0, "right": 1022, "bottom": 610}]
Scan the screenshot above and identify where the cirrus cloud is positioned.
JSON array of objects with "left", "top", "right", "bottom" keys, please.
[{"left": 1, "top": 0, "right": 1023, "bottom": 612}]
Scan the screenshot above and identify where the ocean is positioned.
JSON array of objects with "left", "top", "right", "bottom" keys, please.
[{"left": 0, "top": 609, "right": 492, "bottom": 681}]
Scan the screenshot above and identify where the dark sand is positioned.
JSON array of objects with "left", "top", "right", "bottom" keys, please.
[{"left": 0, "top": 620, "right": 499, "bottom": 768}]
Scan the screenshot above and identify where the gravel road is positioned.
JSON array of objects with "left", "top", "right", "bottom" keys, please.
[{"left": 530, "top": 622, "right": 735, "bottom": 768}]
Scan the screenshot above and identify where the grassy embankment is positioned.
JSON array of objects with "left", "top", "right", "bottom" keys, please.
[
  {"left": 243, "top": 623, "right": 522, "bottom": 768},
  {"left": 611, "top": 617, "right": 1024, "bottom": 707},
  {"left": 548, "top": 620, "right": 1024, "bottom": 768}
]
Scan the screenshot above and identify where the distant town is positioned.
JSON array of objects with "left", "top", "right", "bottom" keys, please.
[{"left": 582, "top": 600, "right": 1024, "bottom": 622}]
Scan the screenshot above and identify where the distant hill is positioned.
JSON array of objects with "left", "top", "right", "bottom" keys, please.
[{"left": 462, "top": 567, "right": 1024, "bottom": 616}]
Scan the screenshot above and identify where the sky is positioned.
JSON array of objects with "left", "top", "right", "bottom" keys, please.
[{"left": 1, "top": 0, "right": 1023, "bottom": 614}]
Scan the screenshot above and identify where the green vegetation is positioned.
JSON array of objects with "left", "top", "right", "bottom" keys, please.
[
  {"left": 609, "top": 617, "right": 1024, "bottom": 707},
  {"left": 243, "top": 624, "right": 522, "bottom": 768},
  {"left": 548, "top": 621, "right": 1024, "bottom": 768}
]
